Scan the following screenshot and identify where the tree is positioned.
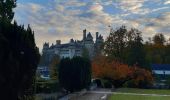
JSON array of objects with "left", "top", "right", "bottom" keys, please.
[
  {"left": 0, "top": 0, "right": 17, "bottom": 22},
  {"left": 152, "top": 33, "right": 166, "bottom": 45},
  {"left": 92, "top": 55, "right": 132, "bottom": 88},
  {"left": 126, "top": 28, "right": 147, "bottom": 68},
  {"left": 104, "top": 26, "right": 127, "bottom": 62},
  {"left": 81, "top": 47, "right": 90, "bottom": 59},
  {"left": 49, "top": 55, "right": 60, "bottom": 80},
  {"left": 58, "top": 57, "right": 91, "bottom": 92},
  {"left": 125, "top": 66, "right": 153, "bottom": 88},
  {"left": 92, "top": 55, "right": 153, "bottom": 88},
  {"left": 0, "top": 1, "right": 40, "bottom": 99}
]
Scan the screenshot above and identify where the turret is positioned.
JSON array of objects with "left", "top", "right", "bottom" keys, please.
[
  {"left": 43, "top": 42, "right": 49, "bottom": 49},
  {"left": 83, "top": 29, "right": 86, "bottom": 40},
  {"left": 86, "top": 32, "right": 93, "bottom": 41},
  {"left": 42, "top": 42, "right": 49, "bottom": 53},
  {"left": 96, "top": 32, "right": 99, "bottom": 40}
]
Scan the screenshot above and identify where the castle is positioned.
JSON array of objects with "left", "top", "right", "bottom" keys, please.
[{"left": 42, "top": 29, "right": 104, "bottom": 64}]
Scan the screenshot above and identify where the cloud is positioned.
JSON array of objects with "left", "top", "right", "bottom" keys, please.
[
  {"left": 14, "top": 0, "right": 170, "bottom": 51},
  {"left": 113, "top": 0, "right": 150, "bottom": 14},
  {"left": 164, "top": 0, "right": 170, "bottom": 5}
]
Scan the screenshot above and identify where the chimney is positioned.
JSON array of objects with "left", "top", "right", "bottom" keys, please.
[{"left": 83, "top": 29, "right": 86, "bottom": 40}]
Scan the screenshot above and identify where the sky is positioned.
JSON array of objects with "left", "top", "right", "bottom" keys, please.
[{"left": 14, "top": 0, "right": 170, "bottom": 51}]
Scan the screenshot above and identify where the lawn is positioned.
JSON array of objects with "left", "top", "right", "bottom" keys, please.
[
  {"left": 109, "top": 94, "right": 170, "bottom": 100},
  {"left": 116, "top": 88, "right": 170, "bottom": 95},
  {"left": 108, "top": 88, "right": 170, "bottom": 100}
]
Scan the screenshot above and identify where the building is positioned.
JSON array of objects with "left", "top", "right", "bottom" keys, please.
[
  {"left": 151, "top": 64, "right": 170, "bottom": 88},
  {"left": 41, "top": 29, "right": 104, "bottom": 65},
  {"left": 152, "top": 64, "right": 170, "bottom": 75}
]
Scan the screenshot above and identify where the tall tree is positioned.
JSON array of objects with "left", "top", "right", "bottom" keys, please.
[
  {"left": 49, "top": 55, "right": 60, "bottom": 80},
  {"left": 0, "top": 0, "right": 17, "bottom": 22},
  {"left": 104, "top": 26, "right": 127, "bottom": 62},
  {"left": 152, "top": 33, "right": 166, "bottom": 45},
  {"left": 126, "top": 28, "right": 147, "bottom": 68},
  {"left": 0, "top": 1, "right": 40, "bottom": 99},
  {"left": 58, "top": 57, "right": 91, "bottom": 92}
]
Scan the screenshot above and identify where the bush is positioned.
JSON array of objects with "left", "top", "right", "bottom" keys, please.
[
  {"left": 36, "top": 80, "right": 60, "bottom": 93},
  {"left": 123, "top": 67, "right": 153, "bottom": 88},
  {"left": 58, "top": 57, "right": 91, "bottom": 92}
]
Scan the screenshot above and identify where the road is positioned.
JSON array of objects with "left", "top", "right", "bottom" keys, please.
[
  {"left": 69, "top": 89, "right": 170, "bottom": 100},
  {"left": 70, "top": 88, "right": 110, "bottom": 100}
]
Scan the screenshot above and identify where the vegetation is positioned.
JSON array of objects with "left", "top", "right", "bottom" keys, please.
[
  {"left": 49, "top": 55, "right": 60, "bottom": 80},
  {"left": 116, "top": 88, "right": 170, "bottom": 95},
  {"left": 92, "top": 55, "right": 153, "bottom": 88},
  {"left": 109, "top": 88, "right": 170, "bottom": 100},
  {"left": 0, "top": 0, "right": 40, "bottom": 99},
  {"left": 58, "top": 57, "right": 91, "bottom": 92},
  {"left": 109, "top": 94, "right": 170, "bottom": 100}
]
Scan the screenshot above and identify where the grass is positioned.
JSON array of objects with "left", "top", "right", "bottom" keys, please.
[
  {"left": 108, "top": 88, "right": 170, "bottom": 100},
  {"left": 109, "top": 94, "right": 170, "bottom": 100},
  {"left": 116, "top": 88, "right": 170, "bottom": 95}
]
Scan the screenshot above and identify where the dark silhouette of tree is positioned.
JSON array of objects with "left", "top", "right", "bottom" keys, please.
[
  {"left": 104, "top": 26, "right": 127, "bottom": 62},
  {"left": 0, "top": 0, "right": 40, "bottom": 99},
  {"left": 58, "top": 57, "right": 91, "bottom": 92},
  {"left": 126, "top": 28, "right": 147, "bottom": 68},
  {"left": 0, "top": 0, "right": 17, "bottom": 22}
]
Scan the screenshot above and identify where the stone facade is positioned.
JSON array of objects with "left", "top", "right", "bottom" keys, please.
[{"left": 42, "top": 29, "right": 104, "bottom": 63}]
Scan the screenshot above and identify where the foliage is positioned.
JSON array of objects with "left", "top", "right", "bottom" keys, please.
[
  {"left": 92, "top": 55, "right": 153, "bottom": 88},
  {"left": 0, "top": 0, "right": 40, "bottom": 99},
  {"left": 58, "top": 57, "right": 91, "bottom": 92},
  {"left": 0, "top": 0, "right": 17, "bottom": 22},
  {"left": 104, "top": 26, "right": 127, "bottom": 62},
  {"left": 36, "top": 80, "right": 59, "bottom": 93},
  {"left": 92, "top": 55, "right": 132, "bottom": 87},
  {"left": 125, "top": 66, "right": 153, "bottom": 88},
  {"left": 49, "top": 55, "right": 60, "bottom": 80},
  {"left": 104, "top": 26, "right": 148, "bottom": 68},
  {"left": 145, "top": 33, "right": 170, "bottom": 64}
]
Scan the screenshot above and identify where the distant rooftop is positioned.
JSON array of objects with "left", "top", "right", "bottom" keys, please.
[{"left": 151, "top": 64, "right": 170, "bottom": 70}]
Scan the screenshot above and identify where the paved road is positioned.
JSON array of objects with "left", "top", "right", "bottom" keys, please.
[
  {"left": 69, "top": 89, "right": 170, "bottom": 100},
  {"left": 70, "top": 88, "right": 110, "bottom": 100}
]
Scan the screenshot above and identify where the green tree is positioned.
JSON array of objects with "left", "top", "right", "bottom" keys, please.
[
  {"left": 104, "top": 26, "right": 127, "bottom": 62},
  {"left": 152, "top": 33, "right": 166, "bottom": 45},
  {"left": 0, "top": 1, "right": 40, "bottom": 99},
  {"left": 126, "top": 28, "right": 147, "bottom": 68},
  {"left": 58, "top": 57, "right": 91, "bottom": 92},
  {"left": 82, "top": 47, "right": 90, "bottom": 59},
  {"left": 0, "top": 0, "right": 17, "bottom": 22},
  {"left": 49, "top": 55, "right": 60, "bottom": 80}
]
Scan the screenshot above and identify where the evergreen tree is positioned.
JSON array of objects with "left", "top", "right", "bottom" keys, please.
[
  {"left": 126, "top": 28, "right": 147, "bottom": 68},
  {"left": 0, "top": 0, "right": 17, "bottom": 22},
  {"left": 0, "top": 1, "right": 40, "bottom": 99},
  {"left": 58, "top": 57, "right": 91, "bottom": 92}
]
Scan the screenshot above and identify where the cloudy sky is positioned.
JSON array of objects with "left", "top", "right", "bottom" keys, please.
[{"left": 14, "top": 0, "right": 170, "bottom": 51}]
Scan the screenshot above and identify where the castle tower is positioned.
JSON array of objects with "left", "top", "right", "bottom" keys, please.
[
  {"left": 96, "top": 32, "right": 99, "bottom": 41},
  {"left": 83, "top": 29, "right": 86, "bottom": 40},
  {"left": 42, "top": 42, "right": 49, "bottom": 53}
]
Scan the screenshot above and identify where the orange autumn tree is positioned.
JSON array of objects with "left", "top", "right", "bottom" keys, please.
[
  {"left": 127, "top": 66, "right": 153, "bottom": 88},
  {"left": 92, "top": 55, "right": 132, "bottom": 87},
  {"left": 92, "top": 55, "right": 153, "bottom": 88}
]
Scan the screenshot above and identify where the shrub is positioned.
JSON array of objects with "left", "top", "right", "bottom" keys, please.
[{"left": 58, "top": 57, "right": 91, "bottom": 92}]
